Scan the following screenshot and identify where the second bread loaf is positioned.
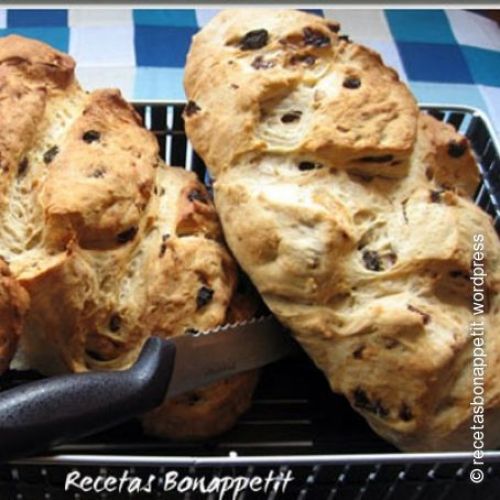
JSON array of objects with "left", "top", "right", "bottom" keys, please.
[{"left": 184, "top": 9, "right": 500, "bottom": 451}]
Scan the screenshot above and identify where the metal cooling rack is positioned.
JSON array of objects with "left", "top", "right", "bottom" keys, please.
[{"left": 1, "top": 103, "right": 499, "bottom": 500}]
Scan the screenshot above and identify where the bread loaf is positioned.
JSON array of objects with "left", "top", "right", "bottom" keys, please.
[
  {"left": 0, "top": 34, "right": 256, "bottom": 438},
  {"left": 184, "top": 9, "right": 500, "bottom": 451}
]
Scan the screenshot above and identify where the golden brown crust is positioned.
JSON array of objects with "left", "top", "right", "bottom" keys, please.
[
  {"left": 184, "top": 9, "right": 498, "bottom": 451},
  {"left": 41, "top": 89, "right": 158, "bottom": 250},
  {"left": 0, "top": 34, "right": 78, "bottom": 215},
  {"left": 0, "top": 75, "right": 47, "bottom": 207},
  {"left": 0, "top": 35, "right": 257, "bottom": 439},
  {"left": 142, "top": 370, "right": 259, "bottom": 440},
  {"left": 0, "top": 35, "right": 75, "bottom": 89},
  {"left": 0, "top": 259, "right": 29, "bottom": 374},
  {"left": 417, "top": 113, "right": 479, "bottom": 197},
  {"left": 141, "top": 279, "right": 261, "bottom": 440},
  {"left": 184, "top": 9, "right": 418, "bottom": 179}
]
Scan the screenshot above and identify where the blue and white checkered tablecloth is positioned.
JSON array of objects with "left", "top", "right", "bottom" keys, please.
[{"left": 1, "top": 8, "right": 499, "bottom": 135}]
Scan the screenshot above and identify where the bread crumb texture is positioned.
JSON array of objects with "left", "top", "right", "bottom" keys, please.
[
  {"left": 184, "top": 10, "right": 500, "bottom": 451},
  {"left": 0, "top": 34, "right": 258, "bottom": 439}
]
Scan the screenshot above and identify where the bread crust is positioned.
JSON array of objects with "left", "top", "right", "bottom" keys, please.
[
  {"left": 141, "top": 277, "right": 262, "bottom": 440},
  {"left": 184, "top": 9, "right": 418, "bottom": 179},
  {"left": 0, "top": 259, "right": 29, "bottom": 375},
  {"left": 0, "top": 35, "right": 257, "bottom": 439},
  {"left": 184, "top": 9, "right": 499, "bottom": 451},
  {"left": 0, "top": 35, "right": 75, "bottom": 89}
]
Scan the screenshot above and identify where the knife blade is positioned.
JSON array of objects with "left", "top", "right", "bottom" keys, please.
[
  {"left": 0, "top": 315, "right": 296, "bottom": 460},
  {"left": 168, "top": 315, "right": 296, "bottom": 397}
]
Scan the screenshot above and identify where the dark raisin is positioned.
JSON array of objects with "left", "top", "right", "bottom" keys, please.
[
  {"left": 43, "top": 146, "right": 59, "bottom": 164},
  {"left": 338, "top": 35, "right": 351, "bottom": 43},
  {"left": 407, "top": 304, "right": 431, "bottom": 325},
  {"left": 298, "top": 161, "right": 322, "bottom": 171},
  {"left": 116, "top": 226, "right": 138, "bottom": 244},
  {"left": 399, "top": 403, "right": 413, "bottom": 422},
  {"left": 184, "top": 100, "right": 201, "bottom": 117},
  {"left": 290, "top": 54, "right": 316, "bottom": 66},
  {"left": 327, "top": 23, "right": 340, "bottom": 33},
  {"left": 188, "top": 393, "right": 201, "bottom": 405},
  {"left": 188, "top": 189, "right": 207, "bottom": 203},
  {"left": 185, "top": 327, "right": 199, "bottom": 336},
  {"left": 450, "top": 270, "right": 468, "bottom": 279},
  {"left": 82, "top": 130, "right": 101, "bottom": 143},
  {"left": 85, "top": 350, "right": 107, "bottom": 362},
  {"left": 281, "top": 111, "right": 302, "bottom": 123},
  {"left": 382, "top": 337, "right": 399, "bottom": 349},
  {"left": 401, "top": 200, "right": 409, "bottom": 224},
  {"left": 230, "top": 83, "right": 239, "bottom": 89},
  {"left": 353, "top": 387, "right": 370, "bottom": 408},
  {"left": 240, "top": 29, "right": 269, "bottom": 50},
  {"left": 196, "top": 286, "right": 214, "bottom": 309},
  {"left": 362, "top": 250, "right": 381, "bottom": 271},
  {"left": 359, "top": 155, "right": 395, "bottom": 163},
  {"left": 109, "top": 314, "right": 121, "bottom": 332},
  {"left": 353, "top": 345, "right": 365, "bottom": 359},
  {"left": 17, "top": 158, "right": 29, "bottom": 177},
  {"left": 159, "top": 233, "right": 170, "bottom": 258},
  {"left": 303, "top": 27, "right": 330, "bottom": 48},
  {"left": 251, "top": 56, "right": 275, "bottom": 70},
  {"left": 343, "top": 76, "right": 361, "bottom": 89},
  {"left": 374, "top": 401, "right": 389, "bottom": 418},
  {"left": 153, "top": 157, "right": 163, "bottom": 169},
  {"left": 353, "top": 387, "right": 388, "bottom": 418},
  {"left": 448, "top": 139, "right": 467, "bottom": 158},
  {"left": 90, "top": 168, "right": 105, "bottom": 178},
  {"left": 430, "top": 189, "right": 444, "bottom": 203}
]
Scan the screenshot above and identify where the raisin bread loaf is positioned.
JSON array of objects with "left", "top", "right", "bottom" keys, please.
[
  {"left": 0, "top": 34, "right": 256, "bottom": 439},
  {"left": 184, "top": 9, "right": 500, "bottom": 451}
]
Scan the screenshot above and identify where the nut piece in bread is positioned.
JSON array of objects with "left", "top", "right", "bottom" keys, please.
[
  {"left": 0, "top": 34, "right": 258, "bottom": 439},
  {"left": 184, "top": 9, "right": 499, "bottom": 451}
]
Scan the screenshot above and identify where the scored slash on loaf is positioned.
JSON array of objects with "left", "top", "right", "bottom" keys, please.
[{"left": 184, "top": 9, "right": 500, "bottom": 451}]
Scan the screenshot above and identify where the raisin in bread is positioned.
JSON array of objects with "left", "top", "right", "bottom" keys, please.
[
  {"left": 142, "top": 284, "right": 261, "bottom": 439},
  {"left": 0, "top": 34, "right": 256, "bottom": 438},
  {"left": 184, "top": 9, "right": 500, "bottom": 451}
]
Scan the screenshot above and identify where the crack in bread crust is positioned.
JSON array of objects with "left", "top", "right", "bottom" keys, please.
[
  {"left": 0, "top": 34, "right": 257, "bottom": 439},
  {"left": 184, "top": 9, "right": 500, "bottom": 451}
]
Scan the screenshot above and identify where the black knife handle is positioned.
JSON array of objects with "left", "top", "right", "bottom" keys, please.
[{"left": 0, "top": 337, "right": 176, "bottom": 461}]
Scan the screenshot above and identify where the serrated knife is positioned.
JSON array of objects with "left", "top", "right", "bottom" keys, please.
[{"left": 0, "top": 316, "right": 296, "bottom": 461}]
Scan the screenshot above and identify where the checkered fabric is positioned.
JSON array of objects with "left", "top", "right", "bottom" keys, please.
[{"left": 0, "top": 8, "right": 499, "bottom": 135}]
